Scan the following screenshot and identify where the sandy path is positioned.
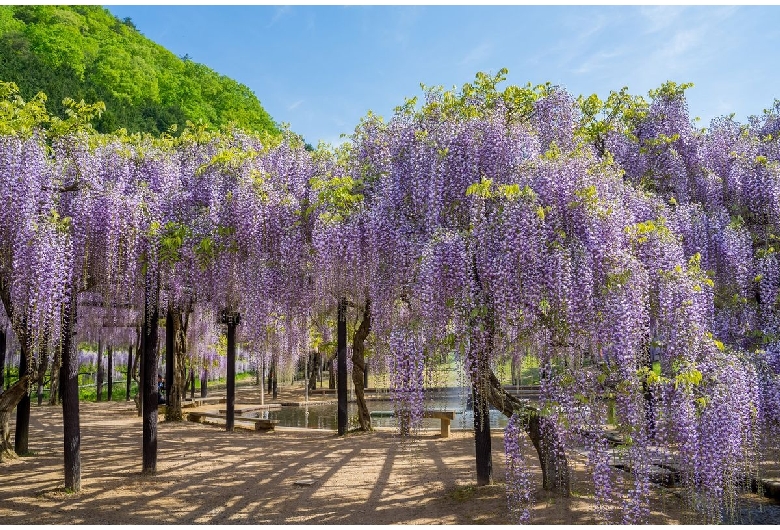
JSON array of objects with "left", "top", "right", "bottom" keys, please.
[{"left": 0, "top": 384, "right": 774, "bottom": 524}]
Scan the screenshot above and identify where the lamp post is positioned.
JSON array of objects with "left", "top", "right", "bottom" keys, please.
[{"left": 221, "top": 310, "right": 241, "bottom": 432}]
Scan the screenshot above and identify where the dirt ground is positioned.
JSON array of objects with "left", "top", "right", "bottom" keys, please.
[{"left": 1, "top": 383, "right": 776, "bottom": 525}]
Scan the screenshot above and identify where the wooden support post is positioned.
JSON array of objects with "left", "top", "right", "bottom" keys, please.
[
  {"left": 0, "top": 330, "right": 5, "bottom": 394},
  {"left": 96, "top": 339, "right": 103, "bottom": 402},
  {"left": 222, "top": 310, "right": 240, "bottom": 432},
  {"left": 14, "top": 347, "right": 29, "bottom": 455},
  {"left": 337, "top": 297, "right": 347, "bottom": 436},
  {"left": 165, "top": 308, "right": 174, "bottom": 407},
  {"left": 107, "top": 345, "right": 113, "bottom": 401}
]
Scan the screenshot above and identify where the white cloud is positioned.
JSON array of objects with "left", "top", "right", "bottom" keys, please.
[
  {"left": 267, "top": 6, "right": 291, "bottom": 28},
  {"left": 288, "top": 99, "right": 304, "bottom": 111},
  {"left": 459, "top": 42, "right": 492, "bottom": 66},
  {"left": 571, "top": 50, "right": 625, "bottom": 75}
]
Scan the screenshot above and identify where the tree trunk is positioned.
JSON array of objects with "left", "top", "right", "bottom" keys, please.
[
  {"left": 172, "top": 308, "right": 189, "bottom": 418},
  {"left": 107, "top": 345, "right": 114, "bottom": 401},
  {"left": 126, "top": 346, "right": 133, "bottom": 402},
  {"left": 48, "top": 353, "right": 61, "bottom": 406},
  {"left": 14, "top": 344, "right": 29, "bottom": 455},
  {"left": 272, "top": 361, "right": 277, "bottom": 400},
  {"left": 60, "top": 290, "right": 81, "bottom": 491},
  {"left": 308, "top": 352, "right": 317, "bottom": 392},
  {"left": 473, "top": 380, "right": 492, "bottom": 486},
  {"left": 165, "top": 306, "right": 174, "bottom": 412},
  {"left": 483, "top": 370, "right": 571, "bottom": 495},
  {"left": 337, "top": 298, "right": 348, "bottom": 435},
  {"left": 35, "top": 342, "right": 49, "bottom": 407},
  {"left": 201, "top": 368, "right": 208, "bottom": 398},
  {"left": 136, "top": 327, "right": 144, "bottom": 417},
  {"left": 351, "top": 299, "right": 371, "bottom": 431},
  {"left": 1, "top": 377, "right": 29, "bottom": 462},
  {"left": 328, "top": 358, "right": 335, "bottom": 389},
  {"left": 189, "top": 368, "right": 195, "bottom": 400},
  {"left": 96, "top": 339, "right": 103, "bottom": 402},
  {"left": 0, "top": 329, "right": 5, "bottom": 394},
  {"left": 165, "top": 304, "right": 187, "bottom": 422},
  {"left": 142, "top": 275, "right": 160, "bottom": 474},
  {"left": 184, "top": 367, "right": 191, "bottom": 396}
]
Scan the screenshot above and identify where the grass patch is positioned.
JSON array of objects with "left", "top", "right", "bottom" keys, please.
[{"left": 449, "top": 484, "right": 477, "bottom": 502}]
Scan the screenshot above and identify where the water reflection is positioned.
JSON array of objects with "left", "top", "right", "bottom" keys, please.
[{"left": 246, "top": 398, "right": 510, "bottom": 431}]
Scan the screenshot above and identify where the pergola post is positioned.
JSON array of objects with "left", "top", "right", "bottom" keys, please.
[
  {"left": 221, "top": 310, "right": 241, "bottom": 432},
  {"left": 337, "top": 298, "right": 347, "bottom": 436}
]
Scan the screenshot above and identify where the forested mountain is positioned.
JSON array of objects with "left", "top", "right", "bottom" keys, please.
[{"left": 0, "top": 5, "right": 280, "bottom": 136}]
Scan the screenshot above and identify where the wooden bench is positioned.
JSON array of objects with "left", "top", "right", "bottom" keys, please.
[
  {"left": 218, "top": 404, "right": 281, "bottom": 414},
  {"left": 183, "top": 397, "right": 226, "bottom": 408},
  {"left": 423, "top": 410, "right": 455, "bottom": 438},
  {"left": 187, "top": 411, "right": 278, "bottom": 431},
  {"left": 373, "top": 409, "right": 456, "bottom": 438}
]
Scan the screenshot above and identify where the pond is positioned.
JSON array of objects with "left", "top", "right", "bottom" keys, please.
[{"left": 245, "top": 393, "right": 511, "bottom": 431}]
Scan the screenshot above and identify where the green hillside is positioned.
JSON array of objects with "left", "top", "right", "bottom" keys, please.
[{"left": 0, "top": 5, "right": 280, "bottom": 136}]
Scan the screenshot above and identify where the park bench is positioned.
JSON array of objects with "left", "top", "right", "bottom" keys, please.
[
  {"left": 502, "top": 385, "right": 541, "bottom": 400},
  {"left": 423, "top": 410, "right": 455, "bottom": 438},
  {"left": 187, "top": 410, "right": 278, "bottom": 431},
  {"left": 370, "top": 409, "right": 455, "bottom": 438},
  {"left": 183, "top": 396, "right": 225, "bottom": 408},
  {"left": 218, "top": 404, "right": 281, "bottom": 414}
]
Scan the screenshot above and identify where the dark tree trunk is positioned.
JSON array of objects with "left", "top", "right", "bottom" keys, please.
[
  {"left": 165, "top": 306, "right": 174, "bottom": 410},
  {"left": 1, "top": 377, "right": 29, "bottom": 461},
  {"left": 473, "top": 380, "right": 493, "bottom": 486},
  {"left": 14, "top": 345, "right": 29, "bottom": 455},
  {"left": 0, "top": 329, "right": 5, "bottom": 393},
  {"left": 483, "top": 370, "right": 571, "bottom": 495},
  {"left": 328, "top": 358, "right": 335, "bottom": 389},
  {"left": 126, "top": 346, "right": 133, "bottom": 402},
  {"left": 170, "top": 307, "right": 189, "bottom": 420},
  {"left": 224, "top": 312, "right": 239, "bottom": 432},
  {"left": 201, "top": 368, "right": 208, "bottom": 398},
  {"left": 60, "top": 291, "right": 81, "bottom": 491},
  {"left": 164, "top": 303, "right": 188, "bottom": 422},
  {"left": 142, "top": 275, "right": 160, "bottom": 474},
  {"left": 271, "top": 361, "right": 277, "bottom": 400},
  {"left": 351, "top": 299, "right": 371, "bottom": 431},
  {"left": 469, "top": 258, "right": 494, "bottom": 487},
  {"left": 337, "top": 298, "right": 347, "bottom": 435},
  {"left": 137, "top": 327, "right": 144, "bottom": 417},
  {"left": 107, "top": 345, "right": 113, "bottom": 401},
  {"left": 189, "top": 368, "right": 195, "bottom": 400},
  {"left": 364, "top": 357, "right": 369, "bottom": 388},
  {"left": 96, "top": 340, "right": 103, "bottom": 402}
]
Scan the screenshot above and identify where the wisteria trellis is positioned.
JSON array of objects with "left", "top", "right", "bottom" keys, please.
[{"left": 0, "top": 76, "right": 779, "bottom": 523}]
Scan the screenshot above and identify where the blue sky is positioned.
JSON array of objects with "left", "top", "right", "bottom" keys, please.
[{"left": 105, "top": 5, "right": 780, "bottom": 146}]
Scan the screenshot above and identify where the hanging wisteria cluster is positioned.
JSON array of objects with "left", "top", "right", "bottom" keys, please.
[{"left": 1, "top": 75, "right": 779, "bottom": 523}]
